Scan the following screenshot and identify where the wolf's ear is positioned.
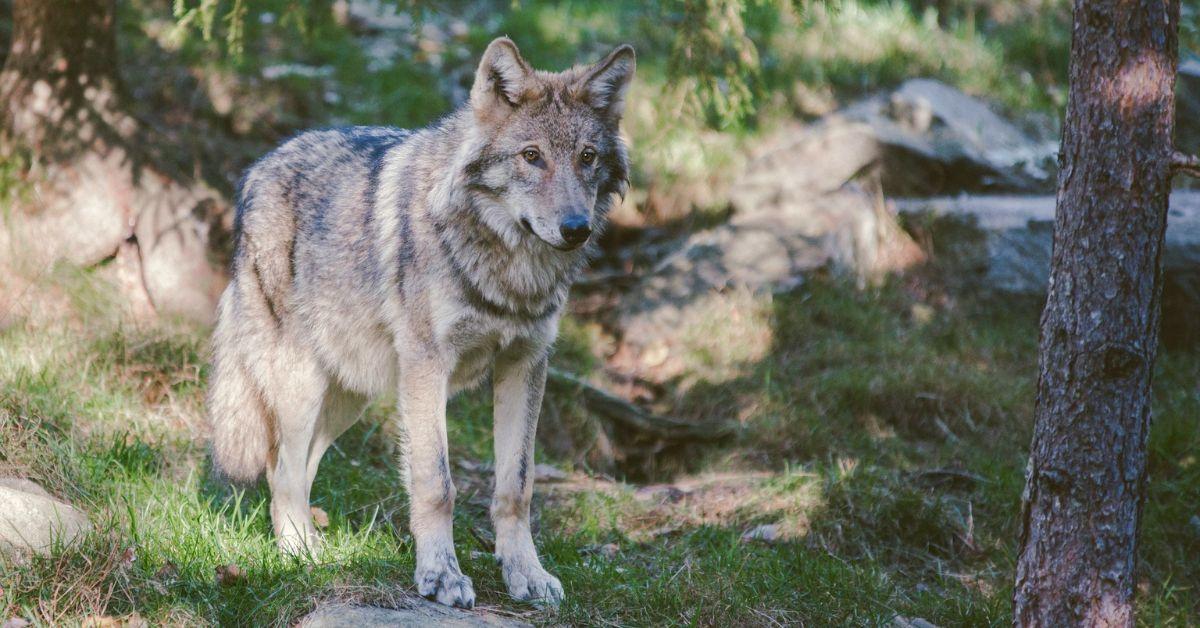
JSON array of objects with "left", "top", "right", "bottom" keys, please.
[
  {"left": 470, "top": 37, "right": 533, "bottom": 119},
  {"left": 578, "top": 45, "right": 636, "bottom": 120}
]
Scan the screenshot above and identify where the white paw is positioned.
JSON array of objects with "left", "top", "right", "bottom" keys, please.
[
  {"left": 502, "top": 560, "right": 564, "bottom": 606},
  {"left": 276, "top": 529, "right": 322, "bottom": 557},
  {"left": 415, "top": 556, "right": 476, "bottom": 608}
]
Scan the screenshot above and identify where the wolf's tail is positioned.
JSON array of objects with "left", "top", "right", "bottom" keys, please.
[{"left": 207, "top": 299, "right": 273, "bottom": 483}]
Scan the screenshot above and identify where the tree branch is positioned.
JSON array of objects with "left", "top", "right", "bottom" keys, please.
[
  {"left": 1171, "top": 150, "right": 1200, "bottom": 178},
  {"left": 546, "top": 367, "right": 738, "bottom": 442}
]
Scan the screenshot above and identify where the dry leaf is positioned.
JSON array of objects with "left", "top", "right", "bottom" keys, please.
[
  {"left": 215, "top": 563, "right": 246, "bottom": 586},
  {"left": 155, "top": 561, "right": 179, "bottom": 580},
  {"left": 311, "top": 506, "right": 329, "bottom": 528}
]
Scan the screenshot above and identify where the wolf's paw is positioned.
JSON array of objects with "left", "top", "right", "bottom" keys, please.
[
  {"left": 276, "top": 529, "right": 322, "bottom": 558},
  {"left": 502, "top": 561, "right": 564, "bottom": 606},
  {"left": 415, "top": 561, "right": 476, "bottom": 608}
]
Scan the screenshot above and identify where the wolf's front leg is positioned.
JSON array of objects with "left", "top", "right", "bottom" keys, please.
[
  {"left": 492, "top": 351, "right": 564, "bottom": 605},
  {"left": 398, "top": 354, "right": 475, "bottom": 608}
]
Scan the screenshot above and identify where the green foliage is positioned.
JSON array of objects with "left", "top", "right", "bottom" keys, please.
[{"left": 666, "top": 0, "right": 763, "bottom": 128}]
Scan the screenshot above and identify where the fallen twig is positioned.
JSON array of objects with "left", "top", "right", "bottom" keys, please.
[{"left": 546, "top": 367, "right": 737, "bottom": 442}]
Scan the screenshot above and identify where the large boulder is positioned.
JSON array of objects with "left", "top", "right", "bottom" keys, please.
[
  {"left": 298, "top": 602, "right": 529, "bottom": 628},
  {"left": 0, "top": 478, "right": 91, "bottom": 557},
  {"left": 606, "top": 79, "right": 1059, "bottom": 379},
  {"left": 895, "top": 192, "right": 1200, "bottom": 345},
  {"left": 836, "top": 78, "right": 1057, "bottom": 195},
  {"left": 613, "top": 118, "right": 927, "bottom": 381}
]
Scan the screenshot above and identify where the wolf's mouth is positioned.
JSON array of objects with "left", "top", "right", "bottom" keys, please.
[{"left": 519, "top": 216, "right": 535, "bottom": 235}]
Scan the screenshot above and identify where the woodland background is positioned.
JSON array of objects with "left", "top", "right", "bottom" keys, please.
[{"left": 2, "top": 1, "right": 1200, "bottom": 625}]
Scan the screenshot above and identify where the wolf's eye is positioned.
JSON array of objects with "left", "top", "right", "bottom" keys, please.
[
  {"left": 580, "top": 149, "right": 596, "bottom": 165},
  {"left": 522, "top": 148, "right": 541, "bottom": 163}
]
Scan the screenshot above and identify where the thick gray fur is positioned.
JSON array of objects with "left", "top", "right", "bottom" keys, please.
[{"left": 206, "top": 38, "right": 635, "bottom": 608}]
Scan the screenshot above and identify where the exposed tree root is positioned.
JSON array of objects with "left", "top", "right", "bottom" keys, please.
[{"left": 546, "top": 367, "right": 738, "bottom": 443}]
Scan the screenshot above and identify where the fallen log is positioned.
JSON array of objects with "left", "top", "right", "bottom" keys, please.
[{"left": 546, "top": 368, "right": 737, "bottom": 442}]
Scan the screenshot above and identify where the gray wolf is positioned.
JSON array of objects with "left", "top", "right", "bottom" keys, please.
[{"left": 205, "top": 37, "right": 634, "bottom": 608}]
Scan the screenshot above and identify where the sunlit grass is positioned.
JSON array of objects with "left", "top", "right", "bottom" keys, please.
[{"left": 4, "top": 265, "right": 1199, "bottom": 624}]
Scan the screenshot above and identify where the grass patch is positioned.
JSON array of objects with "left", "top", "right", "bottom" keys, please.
[{"left": 3, "top": 269, "right": 1199, "bottom": 624}]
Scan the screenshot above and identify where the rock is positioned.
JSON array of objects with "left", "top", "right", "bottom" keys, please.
[
  {"left": 891, "top": 617, "right": 940, "bottom": 628},
  {"left": 740, "top": 524, "right": 781, "bottom": 544},
  {"left": 580, "top": 543, "right": 620, "bottom": 558},
  {"left": 0, "top": 477, "right": 53, "bottom": 498},
  {"left": 838, "top": 78, "right": 1057, "bottom": 195},
  {"left": 634, "top": 484, "right": 688, "bottom": 504},
  {"left": 617, "top": 185, "right": 924, "bottom": 380},
  {"left": 0, "top": 478, "right": 90, "bottom": 557},
  {"left": 533, "top": 464, "right": 569, "bottom": 482},
  {"left": 609, "top": 80, "right": 1054, "bottom": 379},
  {"left": 895, "top": 192, "right": 1200, "bottom": 345},
  {"left": 297, "top": 602, "right": 529, "bottom": 628}
]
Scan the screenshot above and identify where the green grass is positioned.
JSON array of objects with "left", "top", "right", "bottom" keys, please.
[{"left": 3, "top": 267, "right": 1199, "bottom": 625}]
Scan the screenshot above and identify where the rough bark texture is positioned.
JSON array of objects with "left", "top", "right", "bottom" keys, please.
[
  {"left": 1012, "top": 0, "right": 1179, "bottom": 625},
  {"left": 0, "top": 0, "right": 227, "bottom": 323}
]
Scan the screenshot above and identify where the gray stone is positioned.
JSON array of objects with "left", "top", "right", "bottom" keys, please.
[
  {"left": 616, "top": 185, "right": 925, "bottom": 377},
  {"left": 634, "top": 484, "right": 688, "bottom": 504},
  {"left": 895, "top": 192, "right": 1200, "bottom": 344},
  {"left": 891, "top": 617, "right": 941, "bottom": 628},
  {"left": 740, "top": 524, "right": 781, "bottom": 544},
  {"left": 614, "top": 114, "right": 931, "bottom": 378},
  {"left": 297, "top": 602, "right": 529, "bottom": 628},
  {"left": 0, "top": 478, "right": 91, "bottom": 556},
  {"left": 533, "top": 464, "right": 569, "bottom": 482},
  {"left": 896, "top": 192, "right": 1200, "bottom": 292},
  {"left": 837, "top": 78, "right": 1057, "bottom": 194}
]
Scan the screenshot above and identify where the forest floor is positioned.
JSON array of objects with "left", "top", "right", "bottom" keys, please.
[{"left": 2, "top": 267, "right": 1199, "bottom": 625}]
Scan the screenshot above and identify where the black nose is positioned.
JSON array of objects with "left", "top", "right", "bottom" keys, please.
[{"left": 559, "top": 215, "right": 591, "bottom": 246}]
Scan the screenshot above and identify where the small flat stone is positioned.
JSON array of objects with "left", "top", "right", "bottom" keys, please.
[
  {"left": 891, "top": 616, "right": 940, "bottom": 628},
  {"left": 533, "top": 464, "right": 568, "bottom": 482},
  {"left": 0, "top": 478, "right": 90, "bottom": 557},
  {"left": 634, "top": 484, "right": 687, "bottom": 504},
  {"left": 297, "top": 602, "right": 530, "bottom": 628},
  {"left": 740, "top": 524, "right": 780, "bottom": 544}
]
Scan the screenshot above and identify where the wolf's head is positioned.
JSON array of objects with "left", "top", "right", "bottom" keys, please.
[{"left": 462, "top": 37, "right": 634, "bottom": 252}]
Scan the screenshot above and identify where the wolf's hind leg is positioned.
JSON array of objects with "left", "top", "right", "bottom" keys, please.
[
  {"left": 306, "top": 383, "right": 369, "bottom": 488},
  {"left": 263, "top": 358, "right": 328, "bottom": 556},
  {"left": 492, "top": 352, "right": 563, "bottom": 605},
  {"left": 397, "top": 354, "right": 475, "bottom": 609}
]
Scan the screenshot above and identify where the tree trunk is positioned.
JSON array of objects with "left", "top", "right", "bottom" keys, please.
[
  {"left": 1012, "top": 0, "right": 1179, "bottom": 625},
  {"left": 0, "top": 0, "right": 227, "bottom": 323}
]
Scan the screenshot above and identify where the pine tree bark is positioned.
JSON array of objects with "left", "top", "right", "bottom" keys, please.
[
  {"left": 1012, "top": 0, "right": 1180, "bottom": 625},
  {"left": 0, "top": 0, "right": 226, "bottom": 322}
]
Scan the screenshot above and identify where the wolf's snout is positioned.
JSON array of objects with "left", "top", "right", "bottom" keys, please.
[{"left": 560, "top": 215, "right": 591, "bottom": 246}]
